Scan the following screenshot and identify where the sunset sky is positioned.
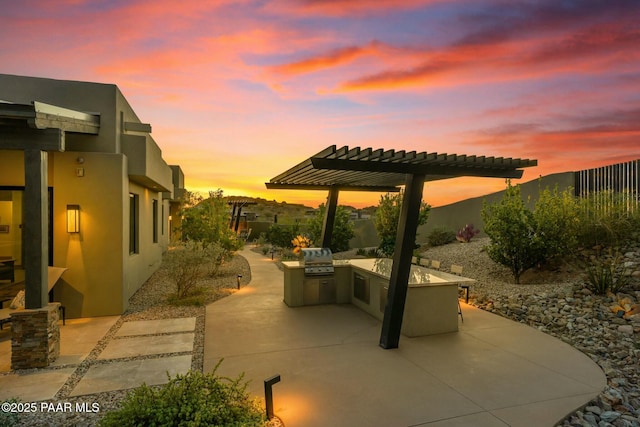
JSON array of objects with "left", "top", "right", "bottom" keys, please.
[{"left": 2, "top": 0, "right": 639, "bottom": 207}]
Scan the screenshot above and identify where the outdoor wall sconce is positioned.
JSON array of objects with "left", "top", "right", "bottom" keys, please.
[
  {"left": 67, "top": 205, "right": 80, "bottom": 233},
  {"left": 264, "top": 374, "right": 281, "bottom": 420}
]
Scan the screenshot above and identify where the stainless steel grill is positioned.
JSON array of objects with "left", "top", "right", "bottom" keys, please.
[{"left": 302, "top": 248, "right": 334, "bottom": 276}]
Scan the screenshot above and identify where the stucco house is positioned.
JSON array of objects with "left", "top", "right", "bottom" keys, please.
[{"left": 0, "top": 74, "right": 184, "bottom": 318}]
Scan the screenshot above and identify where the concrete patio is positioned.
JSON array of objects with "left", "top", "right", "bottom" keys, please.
[
  {"left": 204, "top": 248, "right": 606, "bottom": 427},
  {"left": 0, "top": 246, "right": 606, "bottom": 426}
]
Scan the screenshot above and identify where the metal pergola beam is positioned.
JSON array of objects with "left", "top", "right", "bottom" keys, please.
[
  {"left": 320, "top": 187, "right": 339, "bottom": 248},
  {"left": 379, "top": 173, "right": 425, "bottom": 349}
]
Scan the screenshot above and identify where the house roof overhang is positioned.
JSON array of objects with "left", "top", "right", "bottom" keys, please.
[
  {"left": 0, "top": 100, "right": 100, "bottom": 152},
  {"left": 266, "top": 145, "right": 538, "bottom": 191}
]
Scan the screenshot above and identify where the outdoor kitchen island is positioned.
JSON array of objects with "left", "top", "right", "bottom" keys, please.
[{"left": 282, "top": 257, "right": 475, "bottom": 337}]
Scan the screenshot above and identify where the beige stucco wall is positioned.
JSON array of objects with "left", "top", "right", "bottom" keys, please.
[
  {"left": 52, "top": 152, "right": 126, "bottom": 317},
  {"left": 0, "top": 75, "right": 180, "bottom": 317}
]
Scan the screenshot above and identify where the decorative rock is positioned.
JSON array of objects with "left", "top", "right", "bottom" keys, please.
[
  {"left": 600, "top": 411, "right": 620, "bottom": 422},
  {"left": 618, "top": 325, "right": 634, "bottom": 335}
]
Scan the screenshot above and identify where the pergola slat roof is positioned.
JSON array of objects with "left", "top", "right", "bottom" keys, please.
[{"left": 266, "top": 145, "right": 537, "bottom": 191}]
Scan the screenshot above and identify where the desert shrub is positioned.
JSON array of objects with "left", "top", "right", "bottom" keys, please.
[
  {"left": 203, "top": 242, "right": 228, "bottom": 277},
  {"left": 291, "top": 235, "right": 312, "bottom": 254},
  {"left": 577, "top": 190, "right": 640, "bottom": 248},
  {"left": 261, "top": 246, "right": 270, "bottom": 255},
  {"left": 482, "top": 184, "right": 545, "bottom": 284},
  {"left": 366, "top": 248, "right": 381, "bottom": 258},
  {"left": 580, "top": 249, "right": 629, "bottom": 295},
  {"left": 456, "top": 224, "right": 480, "bottom": 243},
  {"left": 256, "top": 232, "right": 268, "bottom": 246},
  {"left": 164, "top": 242, "right": 208, "bottom": 299},
  {"left": 427, "top": 227, "right": 456, "bottom": 247},
  {"left": 355, "top": 248, "right": 367, "bottom": 256},
  {"left": 99, "top": 362, "right": 266, "bottom": 427}
]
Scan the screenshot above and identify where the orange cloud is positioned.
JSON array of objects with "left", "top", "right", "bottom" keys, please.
[
  {"left": 264, "top": 0, "right": 442, "bottom": 17},
  {"left": 272, "top": 41, "right": 382, "bottom": 75}
]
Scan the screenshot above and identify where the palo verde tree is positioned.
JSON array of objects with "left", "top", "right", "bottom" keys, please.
[
  {"left": 307, "top": 204, "right": 355, "bottom": 253},
  {"left": 374, "top": 191, "right": 431, "bottom": 256}
]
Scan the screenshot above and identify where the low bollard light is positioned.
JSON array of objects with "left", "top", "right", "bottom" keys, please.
[
  {"left": 237, "top": 274, "right": 242, "bottom": 290},
  {"left": 264, "top": 374, "right": 281, "bottom": 420}
]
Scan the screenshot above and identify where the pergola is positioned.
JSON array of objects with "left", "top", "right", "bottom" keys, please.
[{"left": 267, "top": 145, "right": 537, "bottom": 349}]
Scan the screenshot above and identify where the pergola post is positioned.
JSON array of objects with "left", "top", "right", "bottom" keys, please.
[
  {"left": 229, "top": 203, "right": 237, "bottom": 228},
  {"left": 379, "top": 173, "right": 425, "bottom": 349},
  {"left": 24, "top": 149, "right": 49, "bottom": 309},
  {"left": 320, "top": 187, "right": 339, "bottom": 248},
  {"left": 234, "top": 204, "right": 243, "bottom": 232}
]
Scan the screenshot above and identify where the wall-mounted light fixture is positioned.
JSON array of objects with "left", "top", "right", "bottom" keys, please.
[{"left": 67, "top": 205, "right": 80, "bottom": 233}]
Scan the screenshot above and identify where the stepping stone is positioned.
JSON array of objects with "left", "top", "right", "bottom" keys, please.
[
  {"left": 116, "top": 318, "right": 196, "bottom": 336},
  {"left": 0, "top": 367, "right": 76, "bottom": 401},
  {"left": 98, "top": 333, "right": 194, "bottom": 359},
  {"left": 70, "top": 355, "right": 192, "bottom": 396}
]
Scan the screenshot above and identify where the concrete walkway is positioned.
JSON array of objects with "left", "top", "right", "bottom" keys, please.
[
  {"left": 204, "top": 247, "right": 606, "bottom": 427},
  {"left": 0, "top": 316, "right": 194, "bottom": 401}
]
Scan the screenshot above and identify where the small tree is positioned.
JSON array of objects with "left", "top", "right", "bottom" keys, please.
[
  {"left": 481, "top": 184, "right": 544, "bottom": 284},
  {"left": 307, "top": 204, "right": 355, "bottom": 253},
  {"left": 180, "top": 189, "right": 242, "bottom": 254},
  {"left": 374, "top": 191, "right": 430, "bottom": 256}
]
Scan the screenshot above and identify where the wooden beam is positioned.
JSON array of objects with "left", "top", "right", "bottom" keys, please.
[
  {"left": 24, "top": 149, "right": 49, "bottom": 309},
  {"left": 380, "top": 173, "right": 425, "bottom": 349},
  {"left": 0, "top": 127, "right": 65, "bottom": 151}
]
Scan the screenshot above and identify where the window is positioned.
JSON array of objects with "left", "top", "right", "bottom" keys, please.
[
  {"left": 152, "top": 199, "right": 158, "bottom": 243},
  {"left": 129, "top": 193, "right": 139, "bottom": 254},
  {"left": 161, "top": 204, "right": 165, "bottom": 236}
]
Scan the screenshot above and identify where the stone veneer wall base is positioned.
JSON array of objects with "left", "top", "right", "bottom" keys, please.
[{"left": 10, "top": 303, "right": 61, "bottom": 370}]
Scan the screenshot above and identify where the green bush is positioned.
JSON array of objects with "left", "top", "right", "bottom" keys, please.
[
  {"left": 266, "top": 224, "right": 300, "bottom": 249},
  {"left": 99, "top": 362, "right": 266, "bottom": 427},
  {"left": 355, "top": 248, "right": 367, "bottom": 256},
  {"left": 481, "top": 184, "right": 545, "bottom": 284},
  {"left": 533, "top": 185, "right": 581, "bottom": 262},
  {"left": 427, "top": 227, "right": 456, "bottom": 247}
]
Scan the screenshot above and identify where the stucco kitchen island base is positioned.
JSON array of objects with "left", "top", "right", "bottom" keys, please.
[{"left": 283, "top": 258, "right": 474, "bottom": 337}]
